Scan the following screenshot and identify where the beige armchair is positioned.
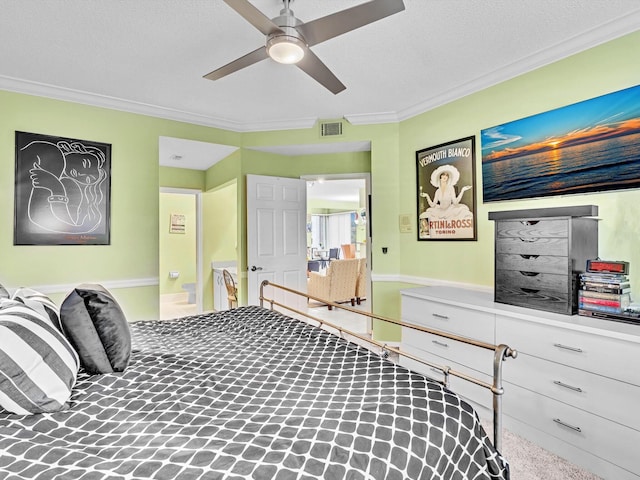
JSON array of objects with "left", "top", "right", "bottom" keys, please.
[
  {"left": 355, "top": 257, "right": 367, "bottom": 305},
  {"left": 307, "top": 258, "right": 359, "bottom": 309}
]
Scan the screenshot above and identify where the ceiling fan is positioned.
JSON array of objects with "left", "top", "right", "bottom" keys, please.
[{"left": 204, "top": 0, "right": 405, "bottom": 94}]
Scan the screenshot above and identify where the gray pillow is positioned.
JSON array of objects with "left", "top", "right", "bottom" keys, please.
[{"left": 60, "top": 284, "right": 131, "bottom": 374}]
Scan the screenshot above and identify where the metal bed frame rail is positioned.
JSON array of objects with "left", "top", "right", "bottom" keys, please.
[{"left": 259, "top": 280, "right": 517, "bottom": 452}]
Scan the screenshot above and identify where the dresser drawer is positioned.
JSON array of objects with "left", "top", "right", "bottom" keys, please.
[
  {"left": 496, "top": 315, "right": 640, "bottom": 386},
  {"left": 495, "top": 270, "right": 572, "bottom": 314},
  {"left": 504, "top": 382, "right": 640, "bottom": 475},
  {"left": 401, "top": 327, "right": 494, "bottom": 376},
  {"left": 496, "top": 253, "right": 569, "bottom": 274},
  {"left": 402, "top": 295, "right": 494, "bottom": 343},
  {"left": 496, "top": 218, "right": 569, "bottom": 238},
  {"left": 503, "top": 352, "right": 640, "bottom": 430},
  {"left": 496, "top": 236, "right": 569, "bottom": 256},
  {"left": 495, "top": 284, "right": 572, "bottom": 314},
  {"left": 495, "top": 269, "right": 570, "bottom": 292},
  {"left": 400, "top": 344, "right": 493, "bottom": 409}
]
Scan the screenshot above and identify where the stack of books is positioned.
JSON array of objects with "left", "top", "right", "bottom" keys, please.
[{"left": 578, "top": 272, "right": 631, "bottom": 315}]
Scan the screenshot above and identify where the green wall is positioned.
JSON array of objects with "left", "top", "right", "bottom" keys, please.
[
  {"left": 202, "top": 181, "right": 238, "bottom": 311},
  {"left": 1, "top": 30, "right": 638, "bottom": 337},
  {"left": 398, "top": 31, "right": 640, "bottom": 293},
  {"left": 160, "top": 166, "right": 205, "bottom": 191},
  {"left": 0, "top": 90, "right": 240, "bottom": 320}
]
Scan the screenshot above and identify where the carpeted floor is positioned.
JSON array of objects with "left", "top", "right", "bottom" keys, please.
[{"left": 480, "top": 420, "right": 602, "bottom": 480}]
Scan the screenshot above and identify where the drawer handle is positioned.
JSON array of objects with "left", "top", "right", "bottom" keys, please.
[
  {"left": 520, "top": 287, "right": 540, "bottom": 294},
  {"left": 521, "top": 220, "right": 540, "bottom": 226},
  {"left": 518, "top": 237, "right": 538, "bottom": 243},
  {"left": 553, "top": 343, "right": 583, "bottom": 353},
  {"left": 432, "top": 340, "right": 449, "bottom": 348},
  {"left": 553, "top": 418, "right": 582, "bottom": 433},
  {"left": 519, "top": 271, "right": 540, "bottom": 277},
  {"left": 553, "top": 380, "right": 583, "bottom": 393},
  {"left": 520, "top": 254, "right": 539, "bottom": 260},
  {"left": 432, "top": 313, "right": 449, "bottom": 320}
]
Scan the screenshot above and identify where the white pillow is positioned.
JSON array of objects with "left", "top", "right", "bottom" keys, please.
[{"left": 0, "top": 299, "right": 79, "bottom": 415}]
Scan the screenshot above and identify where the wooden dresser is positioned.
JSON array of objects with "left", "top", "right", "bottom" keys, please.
[
  {"left": 489, "top": 206, "right": 598, "bottom": 315},
  {"left": 400, "top": 285, "right": 640, "bottom": 480}
]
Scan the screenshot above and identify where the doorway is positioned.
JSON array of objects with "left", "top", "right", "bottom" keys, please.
[
  {"left": 159, "top": 188, "right": 202, "bottom": 320},
  {"left": 303, "top": 174, "right": 372, "bottom": 331}
]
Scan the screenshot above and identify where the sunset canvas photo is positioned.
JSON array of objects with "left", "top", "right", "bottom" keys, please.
[{"left": 481, "top": 84, "right": 640, "bottom": 202}]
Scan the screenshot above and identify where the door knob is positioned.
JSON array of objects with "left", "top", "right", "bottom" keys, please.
[{"left": 250, "top": 266, "right": 263, "bottom": 271}]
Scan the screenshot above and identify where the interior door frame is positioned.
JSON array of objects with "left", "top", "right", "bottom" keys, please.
[
  {"left": 301, "top": 172, "right": 372, "bottom": 330},
  {"left": 159, "top": 187, "right": 203, "bottom": 313}
]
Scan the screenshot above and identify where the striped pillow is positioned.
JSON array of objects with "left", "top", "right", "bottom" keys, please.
[
  {"left": 12, "top": 287, "right": 63, "bottom": 331},
  {"left": 0, "top": 299, "right": 79, "bottom": 415},
  {"left": 0, "top": 283, "right": 8, "bottom": 299}
]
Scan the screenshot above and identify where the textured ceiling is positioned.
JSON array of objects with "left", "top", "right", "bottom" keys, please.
[{"left": 2, "top": 0, "right": 639, "bottom": 134}]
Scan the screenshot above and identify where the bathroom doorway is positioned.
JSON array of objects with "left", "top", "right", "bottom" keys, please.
[{"left": 159, "top": 188, "right": 202, "bottom": 320}]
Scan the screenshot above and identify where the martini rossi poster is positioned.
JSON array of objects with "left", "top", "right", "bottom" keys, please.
[{"left": 416, "top": 136, "right": 477, "bottom": 241}]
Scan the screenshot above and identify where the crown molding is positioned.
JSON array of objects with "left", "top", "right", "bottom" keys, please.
[
  {"left": 395, "top": 9, "right": 640, "bottom": 122},
  {"left": 240, "top": 116, "right": 319, "bottom": 132},
  {"left": 2, "top": 11, "right": 639, "bottom": 133},
  {"left": 0, "top": 74, "right": 247, "bottom": 132},
  {"left": 0, "top": 73, "right": 323, "bottom": 133},
  {"left": 344, "top": 111, "right": 400, "bottom": 125}
]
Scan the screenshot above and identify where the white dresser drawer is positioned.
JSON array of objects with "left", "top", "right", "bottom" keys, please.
[
  {"left": 503, "top": 352, "right": 640, "bottom": 431},
  {"left": 504, "top": 382, "right": 640, "bottom": 476},
  {"left": 496, "top": 314, "right": 640, "bottom": 386},
  {"left": 401, "top": 327, "right": 495, "bottom": 376},
  {"left": 400, "top": 344, "right": 494, "bottom": 409},
  {"left": 402, "top": 295, "right": 494, "bottom": 343}
]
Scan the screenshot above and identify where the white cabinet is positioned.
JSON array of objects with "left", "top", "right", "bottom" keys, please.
[
  {"left": 496, "top": 313, "right": 640, "bottom": 480},
  {"left": 400, "top": 285, "right": 640, "bottom": 480},
  {"left": 213, "top": 266, "right": 237, "bottom": 312},
  {"left": 400, "top": 288, "right": 497, "bottom": 411}
]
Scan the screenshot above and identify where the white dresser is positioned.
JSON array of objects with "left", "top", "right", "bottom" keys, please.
[{"left": 400, "top": 285, "right": 640, "bottom": 480}]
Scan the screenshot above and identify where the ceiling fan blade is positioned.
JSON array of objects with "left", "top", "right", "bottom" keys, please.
[
  {"left": 203, "top": 46, "right": 268, "bottom": 81},
  {"left": 222, "top": 0, "right": 282, "bottom": 36},
  {"left": 297, "top": 0, "right": 405, "bottom": 47},
  {"left": 296, "top": 49, "right": 346, "bottom": 95}
]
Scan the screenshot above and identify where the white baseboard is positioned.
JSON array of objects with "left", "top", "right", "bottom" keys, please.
[
  {"left": 371, "top": 273, "right": 493, "bottom": 293},
  {"left": 12, "top": 277, "right": 159, "bottom": 295}
]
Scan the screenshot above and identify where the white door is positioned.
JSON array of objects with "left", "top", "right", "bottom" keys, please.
[{"left": 246, "top": 174, "right": 307, "bottom": 308}]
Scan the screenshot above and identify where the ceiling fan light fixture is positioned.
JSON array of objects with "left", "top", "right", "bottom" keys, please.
[{"left": 266, "top": 35, "right": 305, "bottom": 64}]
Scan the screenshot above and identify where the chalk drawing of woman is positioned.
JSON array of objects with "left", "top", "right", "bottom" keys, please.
[{"left": 23, "top": 140, "right": 107, "bottom": 234}]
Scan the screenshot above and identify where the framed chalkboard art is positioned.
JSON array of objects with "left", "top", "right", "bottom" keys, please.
[
  {"left": 14, "top": 131, "right": 112, "bottom": 245},
  {"left": 416, "top": 136, "right": 477, "bottom": 241}
]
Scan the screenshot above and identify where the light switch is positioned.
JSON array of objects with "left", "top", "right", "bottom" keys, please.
[{"left": 399, "top": 214, "right": 412, "bottom": 233}]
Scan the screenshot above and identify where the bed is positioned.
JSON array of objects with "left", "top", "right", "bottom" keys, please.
[{"left": 0, "top": 283, "right": 512, "bottom": 480}]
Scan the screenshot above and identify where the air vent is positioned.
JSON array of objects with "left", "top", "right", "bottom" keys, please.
[{"left": 320, "top": 121, "right": 343, "bottom": 137}]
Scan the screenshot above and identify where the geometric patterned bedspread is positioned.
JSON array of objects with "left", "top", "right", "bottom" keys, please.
[{"left": 0, "top": 306, "right": 509, "bottom": 480}]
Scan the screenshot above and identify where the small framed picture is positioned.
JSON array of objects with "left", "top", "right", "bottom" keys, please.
[{"left": 169, "top": 213, "right": 186, "bottom": 234}]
